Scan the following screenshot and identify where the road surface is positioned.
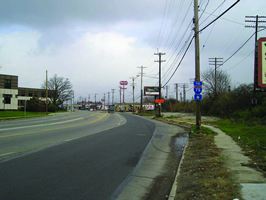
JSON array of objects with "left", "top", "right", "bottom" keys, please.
[{"left": 0, "top": 111, "right": 156, "bottom": 200}]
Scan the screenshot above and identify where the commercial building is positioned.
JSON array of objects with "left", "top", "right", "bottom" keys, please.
[{"left": 0, "top": 74, "right": 50, "bottom": 111}]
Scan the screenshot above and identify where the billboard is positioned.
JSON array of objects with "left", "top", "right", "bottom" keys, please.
[
  {"left": 258, "top": 37, "right": 266, "bottom": 88},
  {"left": 144, "top": 86, "right": 159, "bottom": 96}
]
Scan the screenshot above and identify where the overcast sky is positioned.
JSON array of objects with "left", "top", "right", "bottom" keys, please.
[{"left": 0, "top": 0, "right": 266, "bottom": 103}]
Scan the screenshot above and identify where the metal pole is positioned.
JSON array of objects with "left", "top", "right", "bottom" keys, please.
[{"left": 24, "top": 100, "right": 26, "bottom": 117}]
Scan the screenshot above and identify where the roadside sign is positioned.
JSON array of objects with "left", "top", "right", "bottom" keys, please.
[
  {"left": 155, "top": 99, "right": 164, "bottom": 103},
  {"left": 194, "top": 81, "right": 202, "bottom": 86},
  {"left": 258, "top": 37, "right": 266, "bottom": 88},
  {"left": 120, "top": 81, "right": 128, "bottom": 85},
  {"left": 194, "top": 86, "right": 202, "bottom": 94},
  {"left": 194, "top": 94, "right": 202, "bottom": 100},
  {"left": 144, "top": 86, "right": 159, "bottom": 96}
]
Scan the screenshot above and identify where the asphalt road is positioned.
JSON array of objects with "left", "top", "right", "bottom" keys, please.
[
  {"left": 0, "top": 112, "right": 156, "bottom": 200},
  {"left": 0, "top": 111, "right": 125, "bottom": 161}
]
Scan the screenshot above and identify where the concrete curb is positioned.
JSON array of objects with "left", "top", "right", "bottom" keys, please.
[{"left": 168, "top": 138, "right": 189, "bottom": 200}]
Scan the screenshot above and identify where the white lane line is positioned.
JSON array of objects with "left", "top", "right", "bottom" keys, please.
[
  {"left": 0, "top": 115, "right": 77, "bottom": 127},
  {"left": 0, "top": 118, "right": 83, "bottom": 132},
  {"left": 0, "top": 152, "right": 14, "bottom": 157}
]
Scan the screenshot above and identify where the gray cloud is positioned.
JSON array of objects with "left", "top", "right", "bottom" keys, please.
[{"left": 0, "top": 0, "right": 164, "bottom": 30}]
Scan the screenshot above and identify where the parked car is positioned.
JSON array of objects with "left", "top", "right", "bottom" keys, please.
[{"left": 108, "top": 107, "right": 114, "bottom": 113}]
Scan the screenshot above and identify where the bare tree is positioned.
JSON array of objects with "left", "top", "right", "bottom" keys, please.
[
  {"left": 202, "top": 68, "right": 231, "bottom": 100},
  {"left": 42, "top": 74, "right": 73, "bottom": 105}
]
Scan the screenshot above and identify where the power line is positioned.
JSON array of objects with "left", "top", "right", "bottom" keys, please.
[
  {"left": 163, "top": 36, "right": 194, "bottom": 87},
  {"left": 199, "top": 0, "right": 240, "bottom": 33}
]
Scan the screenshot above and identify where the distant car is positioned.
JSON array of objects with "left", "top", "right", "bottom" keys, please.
[{"left": 108, "top": 107, "right": 114, "bottom": 113}]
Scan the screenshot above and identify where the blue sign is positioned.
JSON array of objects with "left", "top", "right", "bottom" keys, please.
[
  {"left": 194, "top": 87, "right": 202, "bottom": 94},
  {"left": 194, "top": 94, "right": 202, "bottom": 100},
  {"left": 194, "top": 81, "right": 203, "bottom": 86}
]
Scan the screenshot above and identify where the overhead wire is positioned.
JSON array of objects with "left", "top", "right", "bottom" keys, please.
[{"left": 163, "top": 36, "right": 195, "bottom": 87}]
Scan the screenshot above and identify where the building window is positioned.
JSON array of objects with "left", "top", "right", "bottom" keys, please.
[
  {"left": 18, "top": 100, "right": 25, "bottom": 106},
  {"left": 34, "top": 91, "right": 38, "bottom": 97},
  {"left": 41, "top": 92, "right": 45, "bottom": 98},
  {"left": 4, "top": 79, "right": 11, "bottom": 89},
  {"left": 29, "top": 91, "right": 33, "bottom": 97},
  {"left": 3, "top": 94, "right": 12, "bottom": 104},
  {"left": 20, "top": 90, "right": 25, "bottom": 96}
]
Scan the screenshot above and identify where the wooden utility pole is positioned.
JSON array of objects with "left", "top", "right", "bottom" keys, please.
[
  {"left": 111, "top": 89, "right": 115, "bottom": 105},
  {"left": 137, "top": 66, "right": 147, "bottom": 114},
  {"left": 119, "top": 86, "right": 122, "bottom": 111},
  {"left": 194, "top": 0, "right": 201, "bottom": 130},
  {"left": 209, "top": 57, "right": 223, "bottom": 99},
  {"left": 108, "top": 92, "right": 110, "bottom": 107},
  {"left": 154, "top": 52, "right": 166, "bottom": 117},
  {"left": 130, "top": 77, "right": 136, "bottom": 112},
  {"left": 174, "top": 83, "right": 178, "bottom": 101},
  {"left": 46, "top": 70, "right": 48, "bottom": 115},
  {"left": 104, "top": 93, "right": 106, "bottom": 109}
]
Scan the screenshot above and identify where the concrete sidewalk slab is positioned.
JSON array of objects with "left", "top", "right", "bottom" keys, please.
[{"left": 203, "top": 125, "right": 266, "bottom": 200}]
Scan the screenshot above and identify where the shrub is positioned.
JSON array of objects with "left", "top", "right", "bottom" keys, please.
[{"left": 48, "top": 104, "right": 59, "bottom": 112}]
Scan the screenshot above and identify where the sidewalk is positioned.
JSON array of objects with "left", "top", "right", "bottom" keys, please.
[{"left": 205, "top": 125, "right": 266, "bottom": 200}]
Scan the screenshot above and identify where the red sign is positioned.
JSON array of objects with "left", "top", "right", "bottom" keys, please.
[
  {"left": 258, "top": 37, "right": 266, "bottom": 88},
  {"left": 120, "top": 81, "right": 128, "bottom": 85},
  {"left": 155, "top": 99, "right": 164, "bottom": 103}
]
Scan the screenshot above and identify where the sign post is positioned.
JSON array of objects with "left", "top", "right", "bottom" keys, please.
[{"left": 120, "top": 81, "right": 128, "bottom": 103}]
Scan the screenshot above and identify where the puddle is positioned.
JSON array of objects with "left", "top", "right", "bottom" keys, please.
[{"left": 173, "top": 133, "right": 189, "bottom": 156}]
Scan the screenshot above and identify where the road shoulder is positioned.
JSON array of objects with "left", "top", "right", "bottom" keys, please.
[{"left": 116, "top": 116, "right": 187, "bottom": 200}]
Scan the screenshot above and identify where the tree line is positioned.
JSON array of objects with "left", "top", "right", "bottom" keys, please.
[{"left": 162, "top": 68, "right": 266, "bottom": 124}]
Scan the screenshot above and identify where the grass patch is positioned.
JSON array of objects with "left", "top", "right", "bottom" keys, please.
[
  {"left": 215, "top": 119, "right": 266, "bottom": 175},
  {"left": 175, "top": 130, "right": 241, "bottom": 199},
  {"left": 190, "top": 125, "right": 214, "bottom": 135},
  {"left": 135, "top": 112, "right": 155, "bottom": 117},
  {"left": 0, "top": 111, "right": 49, "bottom": 119},
  {"left": 165, "top": 115, "right": 180, "bottom": 119}
]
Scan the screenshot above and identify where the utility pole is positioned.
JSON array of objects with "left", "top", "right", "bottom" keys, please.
[
  {"left": 119, "top": 86, "right": 122, "bottom": 112},
  {"left": 245, "top": 15, "right": 266, "bottom": 104},
  {"left": 94, "top": 94, "right": 97, "bottom": 105},
  {"left": 130, "top": 77, "right": 136, "bottom": 113},
  {"left": 194, "top": 0, "right": 201, "bottom": 130},
  {"left": 104, "top": 93, "right": 106, "bottom": 109},
  {"left": 108, "top": 92, "right": 110, "bottom": 107},
  {"left": 180, "top": 92, "right": 182, "bottom": 102},
  {"left": 46, "top": 70, "right": 48, "bottom": 115},
  {"left": 209, "top": 57, "right": 223, "bottom": 99},
  {"left": 154, "top": 52, "right": 166, "bottom": 117},
  {"left": 137, "top": 66, "right": 147, "bottom": 114},
  {"left": 174, "top": 83, "right": 178, "bottom": 101},
  {"left": 111, "top": 89, "right": 115, "bottom": 105}
]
